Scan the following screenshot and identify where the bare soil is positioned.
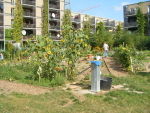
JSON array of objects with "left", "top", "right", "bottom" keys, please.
[{"left": 0, "top": 80, "right": 51, "bottom": 95}]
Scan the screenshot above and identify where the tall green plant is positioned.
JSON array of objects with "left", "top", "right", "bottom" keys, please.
[
  {"left": 113, "top": 24, "right": 123, "bottom": 47},
  {"left": 82, "top": 15, "right": 92, "bottom": 38},
  {"left": 61, "top": 9, "right": 72, "bottom": 37},
  {"left": 61, "top": 10, "right": 89, "bottom": 80},
  {"left": 42, "top": 0, "right": 49, "bottom": 36},
  {"left": 136, "top": 8, "right": 145, "bottom": 36},
  {"left": 95, "top": 22, "right": 106, "bottom": 46},
  {"left": 12, "top": 0, "right": 23, "bottom": 42}
]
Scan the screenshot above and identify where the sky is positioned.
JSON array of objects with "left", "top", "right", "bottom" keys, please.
[{"left": 70, "top": 0, "right": 150, "bottom": 21}]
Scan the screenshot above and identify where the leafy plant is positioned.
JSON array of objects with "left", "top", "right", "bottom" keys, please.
[
  {"left": 27, "top": 36, "right": 65, "bottom": 81},
  {"left": 12, "top": 0, "right": 23, "bottom": 42},
  {"left": 42, "top": 0, "right": 49, "bottom": 36},
  {"left": 136, "top": 8, "right": 146, "bottom": 36},
  {"left": 5, "top": 29, "right": 13, "bottom": 40},
  {"left": 114, "top": 45, "right": 145, "bottom": 72}
]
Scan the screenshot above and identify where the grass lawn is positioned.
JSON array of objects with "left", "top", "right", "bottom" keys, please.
[{"left": 0, "top": 63, "right": 150, "bottom": 113}]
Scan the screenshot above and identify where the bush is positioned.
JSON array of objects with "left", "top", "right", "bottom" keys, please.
[
  {"left": 114, "top": 45, "right": 144, "bottom": 72},
  {"left": 113, "top": 31, "right": 149, "bottom": 50}
]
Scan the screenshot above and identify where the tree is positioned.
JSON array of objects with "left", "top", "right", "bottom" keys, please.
[
  {"left": 12, "top": 0, "right": 23, "bottom": 42},
  {"left": 82, "top": 15, "right": 92, "bottom": 37},
  {"left": 136, "top": 8, "right": 145, "bottom": 36},
  {"left": 113, "top": 24, "right": 122, "bottom": 47},
  {"left": 95, "top": 22, "right": 106, "bottom": 47},
  {"left": 115, "top": 24, "right": 122, "bottom": 39},
  {"left": 42, "top": 0, "right": 49, "bottom": 36}
]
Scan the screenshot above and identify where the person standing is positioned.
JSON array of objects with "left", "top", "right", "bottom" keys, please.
[
  {"left": 0, "top": 53, "right": 4, "bottom": 60},
  {"left": 103, "top": 42, "right": 109, "bottom": 57}
]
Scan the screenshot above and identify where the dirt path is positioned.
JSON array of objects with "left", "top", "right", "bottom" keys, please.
[
  {"left": 102, "top": 57, "right": 129, "bottom": 77},
  {"left": 0, "top": 80, "right": 51, "bottom": 95}
]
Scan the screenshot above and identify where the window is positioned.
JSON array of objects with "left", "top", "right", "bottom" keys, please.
[{"left": 0, "top": 3, "right": 3, "bottom": 13}]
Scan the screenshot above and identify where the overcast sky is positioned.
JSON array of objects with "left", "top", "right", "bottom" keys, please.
[{"left": 70, "top": 0, "right": 149, "bottom": 21}]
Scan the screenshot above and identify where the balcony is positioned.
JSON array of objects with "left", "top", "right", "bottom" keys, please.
[
  {"left": 0, "top": 20, "right": 3, "bottom": 26},
  {"left": 49, "top": 4, "right": 60, "bottom": 9},
  {"left": 22, "top": 0, "right": 35, "bottom": 6},
  {"left": 50, "top": 25, "right": 60, "bottom": 31},
  {"left": 125, "top": 10, "right": 137, "bottom": 16},
  {"left": 0, "top": 33, "right": 4, "bottom": 39},
  {"left": 23, "top": 23, "right": 36, "bottom": 28},
  {"left": 71, "top": 15, "right": 81, "bottom": 23},
  {"left": 24, "top": 11, "right": 35, "bottom": 17},
  {"left": 50, "top": 14, "right": 60, "bottom": 20},
  {"left": 49, "top": 0, "right": 60, "bottom": 2},
  {"left": 105, "top": 22, "right": 115, "bottom": 27},
  {"left": 124, "top": 22, "right": 137, "bottom": 28}
]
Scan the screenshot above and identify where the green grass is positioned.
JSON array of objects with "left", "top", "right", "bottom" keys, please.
[
  {"left": 0, "top": 64, "right": 65, "bottom": 87},
  {"left": 0, "top": 70, "right": 150, "bottom": 113}
]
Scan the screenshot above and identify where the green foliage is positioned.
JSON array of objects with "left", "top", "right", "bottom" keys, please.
[
  {"left": 3, "top": 42, "right": 15, "bottom": 59},
  {"left": 61, "top": 29, "right": 90, "bottom": 80},
  {"left": 42, "top": 0, "right": 49, "bottom": 36},
  {"left": 113, "top": 31, "right": 149, "bottom": 50},
  {"left": 49, "top": 74, "right": 66, "bottom": 87},
  {"left": 27, "top": 36, "right": 65, "bottom": 81},
  {"left": 12, "top": 0, "right": 23, "bottom": 42},
  {"left": 114, "top": 45, "right": 144, "bottom": 72},
  {"left": 136, "top": 8, "right": 146, "bottom": 36},
  {"left": 91, "top": 22, "right": 114, "bottom": 48},
  {"left": 82, "top": 15, "right": 92, "bottom": 39},
  {"left": 61, "top": 9, "right": 72, "bottom": 37},
  {"left": 113, "top": 24, "right": 122, "bottom": 46},
  {"left": 61, "top": 10, "right": 90, "bottom": 80},
  {"left": 5, "top": 29, "right": 13, "bottom": 40}
]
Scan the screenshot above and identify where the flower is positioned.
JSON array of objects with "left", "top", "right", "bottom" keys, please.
[{"left": 47, "top": 51, "right": 52, "bottom": 55}]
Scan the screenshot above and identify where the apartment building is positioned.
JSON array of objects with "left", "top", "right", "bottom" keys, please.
[
  {"left": 124, "top": 1, "right": 150, "bottom": 35},
  {"left": 0, "top": 0, "right": 122, "bottom": 50},
  {"left": 71, "top": 12, "right": 122, "bottom": 32},
  {"left": 0, "top": 0, "right": 64, "bottom": 50}
]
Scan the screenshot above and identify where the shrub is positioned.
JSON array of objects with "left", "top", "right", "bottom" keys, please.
[{"left": 114, "top": 45, "right": 144, "bottom": 72}]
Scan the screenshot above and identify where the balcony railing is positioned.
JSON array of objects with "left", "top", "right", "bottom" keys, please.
[
  {"left": 71, "top": 18, "right": 80, "bottom": 23},
  {"left": 105, "top": 22, "right": 115, "bottom": 27},
  {"left": 125, "top": 10, "right": 137, "bottom": 16},
  {"left": 22, "top": 0, "right": 35, "bottom": 6},
  {"left": 49, "top": 4, "right": 60, "bottom": 9},
  {"left": 23, "top": 23, "right": 36, "bottom": 28},
  {"left": 49, "top": 0, "right": 60, "bottom": 2},
  {"left": 24, "top": 11, "right": 35, "bottom": 17},
  {"left": 50, "top": 25, "right": 60, "bottom": 30},
  {"left": 124, "top": 22, "right": 137, "bottom": 27},
  {"left": 50, "top": 15, "right": 60, "bottom": 20}
]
